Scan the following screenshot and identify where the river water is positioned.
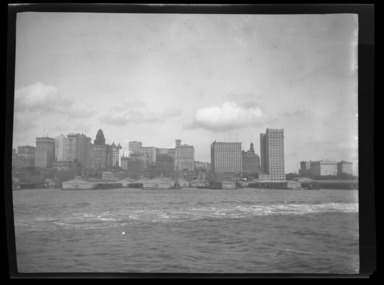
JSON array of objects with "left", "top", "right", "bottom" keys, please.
[{"left": 13, "top": 188, "right": 359, "bottom": 274}]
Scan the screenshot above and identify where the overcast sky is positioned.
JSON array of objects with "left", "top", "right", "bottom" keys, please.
[{"left": 13, "top": 12, "right": 358, "bottom": 173}]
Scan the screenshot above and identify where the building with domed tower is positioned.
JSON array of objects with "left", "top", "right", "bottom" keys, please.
[
  {"left": 91, "top": 129, "right": 110, "bottom": 170},
  {"left": 242, "top": 142, "right": 260, "bottom": 177}
]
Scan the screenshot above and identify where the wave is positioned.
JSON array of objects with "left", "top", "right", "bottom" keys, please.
[{"left": 14, "top": 202, "right": 358, "bottom": 230}]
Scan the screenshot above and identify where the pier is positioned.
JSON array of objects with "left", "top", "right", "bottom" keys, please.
[{"left": 314, "top": 180, "right": 358, "bottom": 190}]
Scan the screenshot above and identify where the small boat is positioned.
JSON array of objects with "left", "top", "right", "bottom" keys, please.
[
  {"left": 94, "top": 183, "right": 123, "bottom": 189},
  {"left": 171, "top": 184, "right": 181, "bottom": 190},
  {"left": 197, "top": 181, "right": 238, "bottom": 190},
  {"left": 127, "top": 183, "right": 143, "bottom": 189},
  {"left": 62, "top": 178, "right": 95, "bottom": 190}
]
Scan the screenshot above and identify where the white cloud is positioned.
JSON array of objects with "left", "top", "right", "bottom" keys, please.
[
  {"left": 191, "top": 101, "right": 265, "bottom": 131},
  {"left": 12, "top": 82, "right": 96, "bottom": 147},
  {"left": 14, "top": 82, "right": 70, "bottom": 111},
  {"left": 14, "top": 82, "right": 95, "bottom": 118}
]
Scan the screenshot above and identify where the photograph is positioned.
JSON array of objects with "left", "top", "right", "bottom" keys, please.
[{"left": 8, "top": 5, "right": 365, "bottom": 276}]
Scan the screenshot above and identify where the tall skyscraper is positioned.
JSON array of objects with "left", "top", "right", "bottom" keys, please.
[
  {"left": 123, "top": 153, "right": 145, "bottom": 176},
  {"left": 116, "top": 143, "right": 122, "bottom": 167},
  {"left": 17, "top": 145, "right": 36, "bottom": 167},
  {"left": 337, "top": 161, "right": 353, "bottom": 176},
  {"left": 118, "top": 145, "right": 129, "bottom": 167},
  {"left": 35, "top": 137, "right": 55, "bottom": 168},
  {"left": 211, "top": 142, "right": 242, "bottom": 174},
  {"left": 140, "top": 147, "right": 157, "bottom": 166},
  {"left": 129, "top": 141, "right": 142, "bottom": 154},
  {"left": 175, "top": 140, "right": 194, "bottom": 172},
  {"left": 300, "top": 161, "right": 311, "bottom": 176},
  {"left": 260, "top": 128, "right": 285, "bottom": 181},
  {"left": 109, "top": 142, "right": 120, "bottom": 168},
  {"left": 156, "top": 154, "right": 174, "bottom": 177},
  {"left": 54, "top": 134, "right": 68, "bottom": 162},
  {"left": 156, "top": 148, "right": 171, "bottom": 155},
  {"left": 310, "top": 160, "right": 337, "bottom": 176},
  {"left": 67, "top": 133, "right": 92, "bottom": 168},
  {"left": 168, "top": 148, "right": 176, "bottom": 160}
]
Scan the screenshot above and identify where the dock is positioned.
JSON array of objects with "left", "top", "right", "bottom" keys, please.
[{"left": 314, "top": 180, "right": 358, "bottom": 189}]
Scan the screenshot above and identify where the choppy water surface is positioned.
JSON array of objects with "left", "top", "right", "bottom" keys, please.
[{"left": 13, "top": 188, "right": 359, "bottom": 273}]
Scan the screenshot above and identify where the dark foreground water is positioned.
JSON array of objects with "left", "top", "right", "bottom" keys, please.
[{"left": 13, "top": 188, "right": 359, "bottom": 274}]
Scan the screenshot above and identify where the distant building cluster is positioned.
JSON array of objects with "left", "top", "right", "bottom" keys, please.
[
  {"left": 300, "top": 160, "right": 354, "bottom": 177},
  {"left": 210, "top": 128, "right": 285, "bottom": 182},
  {"left": 11, "top": 126, "right": 354, "bottom": 188},
  {"left": 12, "top": 130, "right": 202, "bottom": 187},
  {"left": 11, "top": 128, "right": 287, "bottom": 187}
]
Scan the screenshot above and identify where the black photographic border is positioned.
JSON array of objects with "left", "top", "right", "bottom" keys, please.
[{"left": 4, "top": 3, "right": 375, "bottom": 279}]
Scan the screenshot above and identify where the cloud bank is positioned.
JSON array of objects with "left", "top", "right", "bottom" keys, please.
[
  {"left": 13, "top": 82, "right": 95, "bottom": 145},
  {"left": 15, "top": 82, "right": 68, "bottom": 111},
  {"left": 14, "top": 82, "right": 94, "bottom": 118},
  {"left": 190, "top": 101, "right": 265, "bottom": 131}
]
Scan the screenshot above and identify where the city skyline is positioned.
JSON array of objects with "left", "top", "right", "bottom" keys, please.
[
  {"left": 13, "top": 13, "right": 358, "bottom": 174},
  {"left": 13, "top": 128, "right": 355, "bottom": 177}
]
